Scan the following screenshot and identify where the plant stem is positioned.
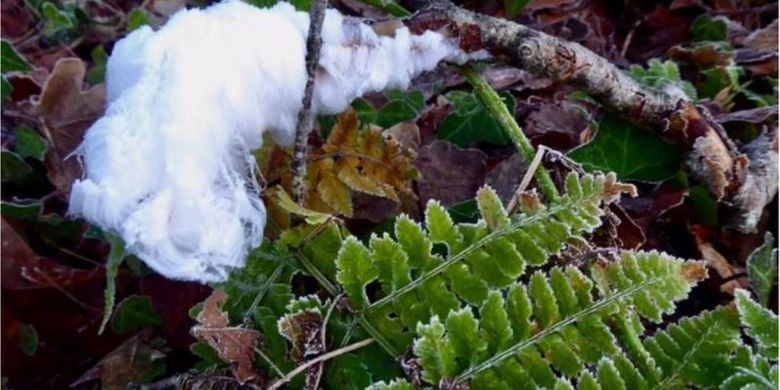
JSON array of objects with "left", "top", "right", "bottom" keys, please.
[
  {"left": 461, "top": 65, "right": 560, "bottom": 201},
  {"left": 291, "top": 0, "right": 328, "bottom": 204},
  {"left": 267, "top": 338, "right": 375, "bottom": 390},
  {"left": 293, "top": 250, "right": 399, "bottom": 356}
]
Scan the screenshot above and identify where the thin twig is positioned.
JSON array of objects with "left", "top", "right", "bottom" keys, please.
[
  {"left": 506, "top": 146, "right": 546, "bottom": 213},
  {"left": 267, "top": 338, "right": 375, "bottom": 390},
  {"left": 291, "top": 0, "right": 329, "bottom": 204}
]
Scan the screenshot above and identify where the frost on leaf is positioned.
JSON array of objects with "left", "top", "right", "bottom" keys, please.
[{"left": 192, "top": 289, "right": 260, "bottom": 384}]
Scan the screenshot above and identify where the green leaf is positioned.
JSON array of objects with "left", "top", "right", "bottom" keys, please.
[
  {"left": 1, "top": 151, "right": 33, "bottom": 183},
  {"left": 735, "top": 289, "right": 778, "bottom": 360},
  {"left": 688, "top": 185, "right": 718, "bottom": 226},
  {"left": 41, "top": 1, "right": 75, "bottom": 36},
  {"left": 86, "top": 45, "right": 107, "bottom": 85},
  {"left": 746, "top": 233, "right": 778, "bottom": 308},
  {"left": 324, "top": 353, "right": 373, "bottom": 389},
  {"left": 438, "top": 90, "right": 513, "bottom": 147},
  {"left": 414, "top": 316, "right": 458, "bottom": 384},
  {"left": 99, "top": 234, "right": 126, "bottom": 335},
  {"left": 2, "top": 76, "right": 12, "bottom": 102},
  {"left": 111, "top": 295, "right": 162, "bottom": 335},
  {"left": 629, "top": 59, "right": 697, "bottom": 101},
  {"left": 1, "top": 40, "right": 32, "bottom": 73},
  {"left": 690, "top": 14, "right": 727, "bottom": 42},
  {"left": 126, "top": 8, "right": 150, "bottom": 32},
  {"left": 335, "top": 237, "right": 378, "bottom": 310},
  {"left": 568, "top": 114, "right": 681, "bottom": 182},
  {"left": 21, "top": 323, "right": 38, "bottom": 356},
  {"left": 352, "top": 0, "right": 410, "bottom": 17},
  {"left": 353, "top": 90, "right": 424, "bottom": 128},
  {"left": 14, "top": 127, "right": 47, "bottom": 161},
  {"left": 504, "top": 0, "right": 530, "bottom": 17}
]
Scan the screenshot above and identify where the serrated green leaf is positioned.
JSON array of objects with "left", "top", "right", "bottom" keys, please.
[
  {"left": 569, "top": 115, "right": 681, "bottom": 182},
  {"left": 336, "top": 237, "right": 378, "bottom": 310},
  {"left": 111, "top": 295, "right": 162, "bottom": 335},
  {"left": 735, "top": 289, "right": 778, "bottom": 360},
  {"left": 746, "top": 233, "right": 778, "bottom": 308},
  {"left": 414, "top": 316, "right": 458, "bottom": 384}
]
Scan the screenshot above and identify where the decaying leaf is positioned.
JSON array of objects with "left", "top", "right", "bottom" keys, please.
[
  {"left": 191, "top": 289, "right": 260, "bottom": 384},
  {"left": 29, "top": 58, "right": 105, "bottom": 197},
  {"left": 415, "top": 140, "right": 488, "bottom": 206},
  {"left": 278, "top": 308, "right": 325, "bottom": 389},
  {"left": 72, "top": 332, "right": 166, "bottom": 390}
]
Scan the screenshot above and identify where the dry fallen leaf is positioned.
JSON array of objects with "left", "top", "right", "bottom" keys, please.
[
  {"left": 30, "top": 58, "right": 106, "bottom": 197},
  {"left": 192, "top": 289, "right": 260, "bottom": 384}
]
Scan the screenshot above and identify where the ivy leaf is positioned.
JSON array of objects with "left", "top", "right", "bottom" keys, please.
[
  {"left": 14, "top": 127, "right": 47, "bottom": 161},
  {"left": 568, "top": 115, "right": 681, "bottom": 182},
  {"left": 746, "top": 233, "right": 778, "bottom": 308},
  {"left": 438, "top": 90, "right": 513, "bottom": 147},
  {"left": 111, "top": 295, "right": 163, "bottom": 335},
  {"left": 690, "top": 14, "right": 727, "bottom": 42},
  {"left": 1, "top": 40, "right": 32, "bottom": 73}
]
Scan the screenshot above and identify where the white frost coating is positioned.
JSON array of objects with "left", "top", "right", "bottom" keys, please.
[{"left": 69, "top": 0, "right": 468, "bottom": 283}]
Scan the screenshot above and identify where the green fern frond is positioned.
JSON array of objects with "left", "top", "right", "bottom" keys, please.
[
  {"left": 735, "top": 289, "right": 778, "bottom": 360},
  {"left": 722, "top": 290, "right": 780, "bottom": 390},
  {"left": 332, "top": 172, "right": 632, "bottom": 351},
  {"left": 400, "top": 251, "right": 708, "bottom": 388}
]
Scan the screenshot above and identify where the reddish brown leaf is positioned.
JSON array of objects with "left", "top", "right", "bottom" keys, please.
[
  {"left": 192, "top": 289, "right": 260, "bottom": 384},
  {"left": 415, "top": 140, "right": 488, "bottom": 206}
]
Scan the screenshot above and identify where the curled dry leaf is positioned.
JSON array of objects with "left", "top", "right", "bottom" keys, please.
[
  {"left": 191, "top": 289, "right": 260, "bottom": 384},
  {"left": 278, "top": 309, "right": 325, "bottom": 389},
  {"left": 29, "top": 58, "right": 105, "bottom": 197}
]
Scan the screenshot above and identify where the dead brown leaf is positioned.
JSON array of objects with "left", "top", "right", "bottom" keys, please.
[
  {"left": 192, "top": 289, "right": 260, "bottom": 384},
  {"left": 415, "top": 140, "right": 488, "bottom": 206},
  {"left": 30, "top": 58, "right": 106, "bottom": 197}
]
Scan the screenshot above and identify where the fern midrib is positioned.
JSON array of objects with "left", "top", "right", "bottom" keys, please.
[
  {"left": 452, "top": 274, "right": 667, "bottom": 384},
  {"left": 650, "top": 322, "right": 720, "bottom": 390},
  {"left": 735, "top": 366, "right": 776, "bottom": 390},
  {"left": 368, "top": 193, "right": 600, "bottom": 311}
]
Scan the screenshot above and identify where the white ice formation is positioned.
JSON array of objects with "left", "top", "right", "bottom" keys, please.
[{"left": 68, "top": 0, "right": 469, "bottom": 282}]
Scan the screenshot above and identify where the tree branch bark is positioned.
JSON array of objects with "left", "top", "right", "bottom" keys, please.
[
  {"left": 292, "top": 0, "right": 329, "bottom": 205},
  {"left": 406, "top": 0, "right": 776, "bottom": 232}
]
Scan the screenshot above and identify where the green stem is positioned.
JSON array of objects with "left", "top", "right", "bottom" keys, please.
[
  {"left": 461, "top": 65, "right": 560, "bottom": 201},
  {"left": 293, "top": 251, "right": 399, "bottom": 356}
]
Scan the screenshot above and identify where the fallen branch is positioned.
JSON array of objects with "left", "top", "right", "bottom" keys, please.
[
  {"left": 292, "top": 0, "right": 329, "bottom": 204},
  {"left": 405, "top": 0, "right": 777, "bottom": 232}
]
